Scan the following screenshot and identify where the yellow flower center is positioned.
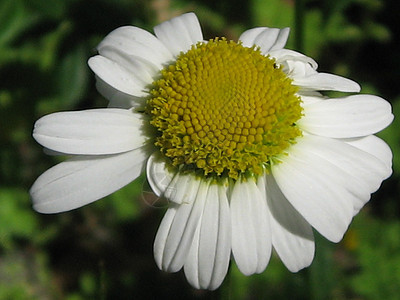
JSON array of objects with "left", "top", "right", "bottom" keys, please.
[{"left": 147, "top": 38, "right": 302, "bottom": 180}]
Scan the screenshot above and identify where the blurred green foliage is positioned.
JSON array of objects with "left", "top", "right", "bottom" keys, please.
[{"left": 0, "top": 0, "right": 399, "bottom": 299}]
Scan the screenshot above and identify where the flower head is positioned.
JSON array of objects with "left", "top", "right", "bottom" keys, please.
[{"left": 30, "top": 13, "right": 394, "bottom": 290}]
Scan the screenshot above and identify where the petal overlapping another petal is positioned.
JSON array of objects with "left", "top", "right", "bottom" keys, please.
[
  {"left": 146, "top": 154, "right": 201, "bottom": 204},
  {"left": 89, "top": 25, "right": 176, "bottom": 106},
  {"left": 184, "top": 183, "right": 231, "bottom": 290},
  {"left": 153, "top": 180, "right": 208, "bottom": 273},
  {"left": 272, "top": 139, "right": 354, "bottom": 243},
  {"left": 260, "top": 175, "right": 315, "bottom": 272},
  {"left": 269, "top": 49, "right": 318, "bottom": 71},
  {"left": 272, "top": 134, "right": 390, "bottom": 242},
  {"left": 239, "top": 27, "right": 290, "bottom": 53},
  {"left": 291, "top": 66, "right": 360, "bottom": 92},
  {"left": 270, "top": 49, "right": 360, "bottom": 92},
  {"left": 146, "top": 153, "right": 174, "bottom": 197},
  {"left": 97, "top": 25, "right": 173, "bottom": 71},
  {"left": 88, "top": 55, "right": 149, "bottom": 98},
  {"left": 154, "top": 12, "right": 203, "bottom": 57},
  {"left": 344, "top": 135, "right": 392, "bottom": 180},
  {"left": 94, "top": 76, "right": 146, "bottom": 109}
]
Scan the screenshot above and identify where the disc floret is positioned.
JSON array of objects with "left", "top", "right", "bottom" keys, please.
[{"left": 148, "top": 38, "right": 302, "bottom": 180}]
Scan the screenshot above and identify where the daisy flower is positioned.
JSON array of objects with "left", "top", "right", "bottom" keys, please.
[{"left": 30, "top": 13, "right": 393, "bottom": 290}]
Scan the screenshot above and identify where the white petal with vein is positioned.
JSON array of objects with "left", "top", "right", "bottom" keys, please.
[
  {"left": 33, "top": 109, "right": 148, "bottom": 155},
  {"left": 146, "top": 153, "right": 174, "bottom": 197},
  {"left": 154, "top": 180, "right": 208, "bottom": 272},
  {"left": 88, "top": 56, "right": 148, "bottom": 97},
  {"left": 94, "top": 76, "right": 145, "bottom": 109},
  {"left": 344, "top": 135, "right": 392, "bottom": 179},
  {"left": 299, "top": 95, "right": 394, "bottom": 138},
  {"left": 293, "top": 72, "right": 361, "bottom": 92},
  {"left": 261, "top": 175, "right": 314, "bottom": 272},
  {"left": 97, "top": 25, "right": 173, "bottom": 70},
  {"left": 239, "top": 27, "right": 290, "bottom": 52},
  {"left": 272, "top": 138, "right": 355, "bottom": 242},
  {"left": 31, "top": 147, "right": 149, "bottom": 213},
  {"left": 184, "top": 184, "right": 231, "bottom": 290},
  {"left": 146, "top": 154, "right": 201, "bottom": 204},
  {"left": 154, "top": 13, "right": 203, "bottom": 57},
  {"left": 231, "top": 179, "right": 271, "bottom": 275}
]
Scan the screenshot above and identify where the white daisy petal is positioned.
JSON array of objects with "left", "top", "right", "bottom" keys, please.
[
  {"left": 153, "top": 204, "right": 178, "bottom": 268},
  {"left": 88, "top": 55, "right": 148, "bottom": 97},
  {"left": 254, "top": 28, "right": 290, "bottom": 53},
  {"left": 146, "top": 154, "right": 201, "bottom": 204},
  {"left": 42, "top": 148, "right": 67, "bottom": 156},
  {"left": 231, "top": 179, "right": 271, "bottom": 275},
  {"left": 293, "top": 72, "right": 361, "bottom": 92},
  {"left": 302, "top": 135, "right": 390, "bottom": 215},
  {"left": 154, "top": 12, "right": 203, "bottom": 57},
  {"left": 276, "top": 55, "right": 360, "bottom": 93},
  {"left": 182, "top": 186, "right": 231, "bottom": 290},
  {"left": 238, "top": 27, "right": 267, "bottom": 47},
  {"left": 94, "top": 76, "right": 145, "bottom": 109},
  {"left": 274, "top": 134, "right": 390, "bottom": 240},
  {"left": 97, "top": 25, "right": 173, "bottom": 71},
  {"left": 299, "top": 95, "right": 394, "bottom": 138},
  {"left": 165, "top": 172, "right": 201, "bottom": 205},
  {"left": 269, "top": 49, "right": 318, "bottom": 70},
  {"left": 146, "top": 153, "right": 174, "bottom": 197},
  {"left": 184, "top": 183, "right": 231, "bottom": 290},
  {"left": 177, "top": 12, "right": 204, "bottom": 45},
  {"left": 299, "top": 94, "right": 324, "bottom": 106},
  {"left": 261, "top": 175, "right": 315, "bottom": 272},
  {"left": 98, "top": 46, "right": 154, "bottom": 84},
  {"left": 272, "top": 138, "right": 355, "bottom": 243},
  {"left": 344, "top": 135, "right": 393, "bottom": 179},
  {"left": 297, "top": 90, "right": 324, "bottom": 98},
  {"left": 207, "top": 185, "right": 231, "bottom": 289},
  {"left": 182, "top": 216, "right": 201, "bottom": 289},
  {"left": 303, "top": 135, "right": 388, "bottom": 192},
  {"left": 239, "top": 27, "right": 290, "bottom": 52},
  {"left": 154, "top": 180, "right": 208, "bottom": 272},
  {"left": 30, "top": 147, "right": 149, "bottom": 213},
  {"left": 154, "top": 201, "right": 195, "bottom": 272},
  {"left": 33, "top": 109, "right": 148, "bottom": 155}
]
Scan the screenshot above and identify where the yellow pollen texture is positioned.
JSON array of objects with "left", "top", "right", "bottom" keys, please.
[{"left": 147, "top": 38, "right": 302, "bottom": 179}]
